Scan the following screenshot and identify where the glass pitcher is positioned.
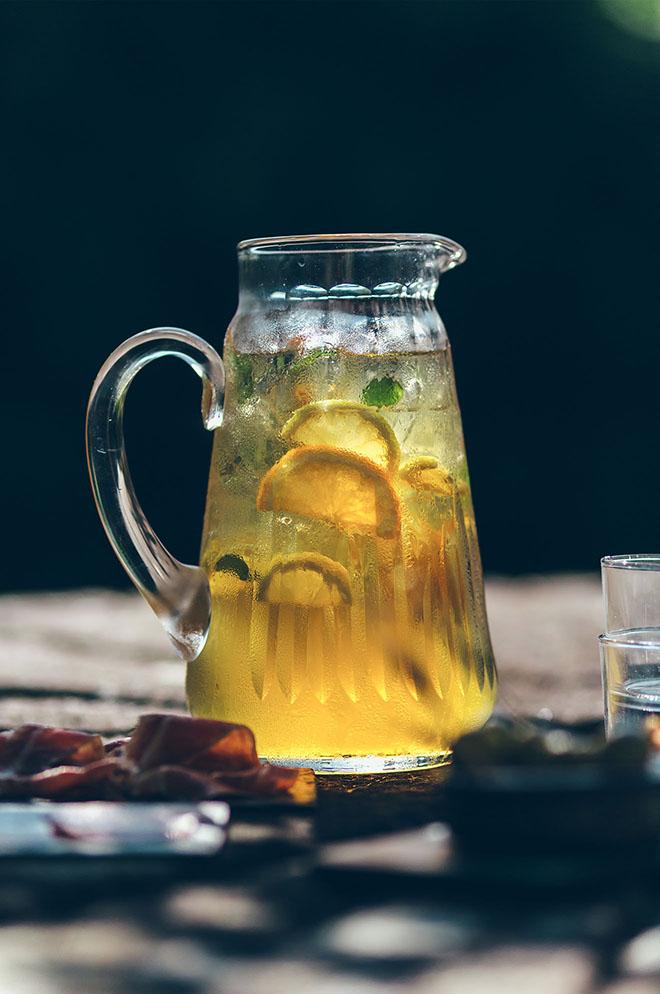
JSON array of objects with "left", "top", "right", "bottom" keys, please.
[{"left": 87, "top": 233, "right": 496, "bottom": 772}]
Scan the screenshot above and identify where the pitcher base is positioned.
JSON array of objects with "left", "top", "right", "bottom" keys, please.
[{"left": 264, "top": 752, "right": 452, "bottom": 774}]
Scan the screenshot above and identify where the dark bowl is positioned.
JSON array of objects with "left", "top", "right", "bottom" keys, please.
[{"left": 445, "top": 763, "right": 660, "bottom": 855}]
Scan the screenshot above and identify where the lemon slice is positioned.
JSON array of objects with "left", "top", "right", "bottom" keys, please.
[
  {"left": 281, "top": 400, "right": 400, "bottom": 475},
  {"left": 256, "top": 445, "right": 401, "bottom": 539},
  {"left": 400, "top": 456, "right": 458, "bottom": 497},
  {"left": 257, "top": 552, "right": 352, "bottom": 607}
]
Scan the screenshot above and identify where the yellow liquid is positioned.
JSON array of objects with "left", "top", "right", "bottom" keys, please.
[{"left": 190, "top": 341, "right": 496, "bottom": 771}]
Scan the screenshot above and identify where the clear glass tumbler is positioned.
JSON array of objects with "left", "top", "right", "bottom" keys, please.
[
  {"left": 600, "top": 630, "right": 660, "bottom": 738},
  {"left": 601, "top": 555, "right": 660, "bottom": 633}
]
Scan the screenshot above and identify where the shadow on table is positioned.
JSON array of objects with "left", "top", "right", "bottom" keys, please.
[{"left": 314, "top": 767, "right": 450, "bottom": 842}]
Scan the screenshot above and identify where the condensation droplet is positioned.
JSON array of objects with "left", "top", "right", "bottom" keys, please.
[
  {"left": 269, "top": 290, "right": 287, "bottom": 307},
  {"left": 373, "top": 282, "right": 404, "bottom": 296},
  {"left": 289, "top": 285, "right": 327, "bottom": 299},
  {"left": 328, "top": 284, "right": 370, "bottom": 298}
]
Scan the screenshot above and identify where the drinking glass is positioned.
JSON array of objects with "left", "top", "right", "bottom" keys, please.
[
  {"left": 600, "top": 631, "right": 660, "bottom": 737},
  {"left": 601, "top": 555, "right": 660, "bottom": 633},
  {"left": 600, "top": 555, "right": 660, "bottom": 738}
]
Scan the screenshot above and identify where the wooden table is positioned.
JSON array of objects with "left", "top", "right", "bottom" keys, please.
[
  {"left": 1, "top": 576, "right": 655, "bottom": 994},
  {"left": 0, "top": 575, "right": 605, "bottom": 733}
]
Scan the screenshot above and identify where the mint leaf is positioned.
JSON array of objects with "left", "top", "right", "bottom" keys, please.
[
  {"left": 214, "top": 554, "right": 251, "bottom": 581},
  {"left": 362, "top": 376, "right": 404, "bottom": 408},
  {"left": 290, "top": 348, "right": 337, "bottom": 373},
  {"left": 273, "top": 348, "right": 337, "bottom": 376},
  {"left": 232, "top": 354, "right": 253, "bottom": 402},
  {"left": 274, "top": 352, "right": 295, "bottom": 373}
]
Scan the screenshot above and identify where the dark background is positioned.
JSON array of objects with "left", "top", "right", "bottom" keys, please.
[{"left": 1, "top": 0, "right": 659, "bottom": 592}]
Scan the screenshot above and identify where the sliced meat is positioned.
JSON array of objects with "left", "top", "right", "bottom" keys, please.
[
  {"left": 126, "top": 714, "right": 259, "bottom": 773},
  {"left": 0, "top": 716, "right": 308, "bottom": 802},
  {"left": 0, "top": 725, "right": 105, "bottom": 776},
  {"left": 0, "top": 758, "right": 126, "bottom": 800}
]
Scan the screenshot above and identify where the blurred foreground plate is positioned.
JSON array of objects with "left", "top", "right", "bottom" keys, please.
[
  {"left": 317, "top": 819, "right": 660, "bottom": 894},
  {"left": 445, "top": 764, "right": 660, "bottom": 854},
  {"left": 0, "top": 802, "right": 230, "bottom": 858}
]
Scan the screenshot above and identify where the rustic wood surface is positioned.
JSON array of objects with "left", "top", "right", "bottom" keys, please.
[
  {"left": 1, "top": 576, "right": 655, "bottom": 994},
  {"left": 0, "top": 575, "right": 605, "bottom": 734}
]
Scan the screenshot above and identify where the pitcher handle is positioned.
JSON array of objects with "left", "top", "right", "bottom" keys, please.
[{"left": 86, "top": 328, "right": 225, "bottom": 661}]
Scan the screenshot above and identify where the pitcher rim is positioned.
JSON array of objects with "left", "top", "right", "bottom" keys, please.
[{"left": 237, "top": 232, "right": 466, "bottom": 264}]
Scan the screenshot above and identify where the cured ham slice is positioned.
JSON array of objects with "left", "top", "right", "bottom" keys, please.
[
  {"left": 0, "top": 725, "right": 105, "bottom": 774},
  {"left": 126, "top": 714, "right": 259, "bottom": 773},
  {"left": 0, "top": 716, "right": 306, "bottom": 802}
]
